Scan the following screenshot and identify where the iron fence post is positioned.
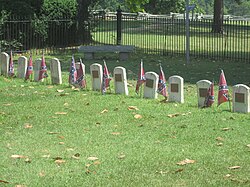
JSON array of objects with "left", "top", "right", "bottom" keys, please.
[{"left": 116, "top": 6, "right": 122, "bottom": 45}]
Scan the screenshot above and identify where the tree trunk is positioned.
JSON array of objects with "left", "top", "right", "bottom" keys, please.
[
  {"left": 76, "top": 0, "right": 92, "bottom": 45},
  {"left": 212, "top": 0, "right": 224, "bottom": 33}
]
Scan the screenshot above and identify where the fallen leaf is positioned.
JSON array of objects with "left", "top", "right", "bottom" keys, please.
[
  {"left": 118, "top": 154, "right": 126, "bottom": 159},
  {"left": 216, "top": 142, "right": 223, "bottom": 146},
  {"left": 222, "top": 128, "right": 230, "bottom": 131},
  {"left": 0, "top": 111, "right": 6, "bottom": 115},
  {"left": 111, "top": 132, "right": 121, "bottom": 135},
  {"left": 0, "top": 180, "right": 9, "bottom": 184},
  {"left": 247, "top": 144, "right": 250, "bottom": 148},
  {"left": 134, "top": 114, "right": 142, "bottom": 119},
  {"left": 20, "top": 85, "right": 25, "bottom": 87},
  {"left": 24, "top": 123, "right": 32, "bottom": 129},
  {"left": 41, "top": 155, "right": 50, "bottom": 158},
  {"left": 25, "top": 158, "right": 31, "bottom": 163},
  {"left": 57, "top": 89, "right": 64, "bottom": 93},
  {"left": 39, "top": 171, "right": 46, "bottom": 177},
  {"left": 63, "top": 103, "right": 69, "bottom": 106},
  {"left": 94, "top": 161, "right": 101, "bottom": 165},
  {"left": 28, "top": 86, "right": 34, "bottom": 89},
  {"left": 175, "top": 168, "right": 184, "bottom": 173},
  {"left": 55, "top": 159, "right": 66, "bottom": 164},
  {"left": 3, "top": 103, "right": 12, "bottom": 106},
  {"left": 73, "top": 88, "right": 80, "bottom": 91},
  {"left": 128, "top": 106, "right": 139, "bottom": 110},
  {"left": 47, "top": 132, "right": 60, "bottom": 134},
  {"left": 55, "top": 112, "right": 67, "bottom": 115},
  {"left": 59, "top": 93, "right": 69, "bottom": 96},
  {"left": 11, "top": 155, "right": 27, "bottom": 159},
  {"left": 87, "top": 157, "right": 98, "bottom": 161},
  {"left": 100, "top": 109, "right": 108, "bottom": 114},
  {"left": 59, "top": 142, "right": 65, "bottom": 145},
  {"left": 167, "top": 113, "right": 180, "bottom": 118},
  {"left": 228, "top": 166, "right": 241, "bottom": 170},
  {"left": 16, "top": 185, "right": 26, "bottom": 187},
  {"left": 177, "top": 159, "right": 196, "bottom": 165},
  {"left": 47, "top": 86, "right": 53, "bottom": 89},
  {"left": 58, "top": 136, "right": 65, "bottom": 139},
  {"left": 224, "top": 174, "right": 231, "bottom": 178}
]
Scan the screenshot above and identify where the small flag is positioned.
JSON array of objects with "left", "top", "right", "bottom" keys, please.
[
  {"left": 75, "top": 59, "right": 86, "bottom": 88},
  {"left": 8, "top": 50, "right": 15, "bottom": 77},
  {"left": 102, "top": 60, "right": 112, "bottom": 94},
  {"left": 218, "top": 70, "right": 229, "bottom": 106},
  {"left": 157, "top": 64, "right": 168, "bottom": 97},
  {"left": 135, "top": 59, "right": 146, "bottom": 94},
  {"left": 25, "top": 54, "right": 33, "bottom": 80},
  {"left": 204, "top": 82, "right": 215, "bottom": 107},
  {"left": 69, "top": 55, "right": 77, "bottom": 85},
  {"left": 38, "top": 52, "right": 48, "bottom": 81}
]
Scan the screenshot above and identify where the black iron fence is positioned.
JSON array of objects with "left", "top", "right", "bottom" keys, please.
[{"left": 0, "top": 12, "right": 249, "bottom": 62}]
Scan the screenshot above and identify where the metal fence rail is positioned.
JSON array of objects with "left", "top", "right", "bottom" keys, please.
[{"left": 0, "top": 13, "right": 249, "bottom": 62}]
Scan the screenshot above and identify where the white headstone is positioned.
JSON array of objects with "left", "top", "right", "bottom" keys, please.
[
  {"left": 33, "top": 59, "right": 42, "bottom": 82},
  {"left": 17, "top": 56, "right": 27, "bottom": 78},
  {"left": 168, "top": 75, "right": 184, "bottom": 103},
  {"left": 233, "top": 84, "right": 250, "bottom": 113},
  {"left": 143, "top": 72, "right": 159, "bottom": 99},
  {"left": 90, "top": 63, "right": 102, "bottom": 91},
  {"left": 196, "top": 80, "right": 212, "bottom": 108},
  {"left": 113, "top": 66, "right": 129, "bottom": 95},
  {"left": 1, "top": 52, "right": 9, "bottom": 77},
  {"left": 50, "top": 58, "right": 62, "bottom": 84}
]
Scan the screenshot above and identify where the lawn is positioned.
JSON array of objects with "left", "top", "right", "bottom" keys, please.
[{"left": 0, "top": 52, "right": 250, "bottom": 186}]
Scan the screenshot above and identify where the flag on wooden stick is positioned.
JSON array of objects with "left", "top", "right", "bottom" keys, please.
[
  {"left": 75, "top": 59, "right": 86, "bottom": 88},
  {"left": 102, "top": 60, "right": 112, "bottom": 94},
  {"left": 157, "top": 64, "right": 168, "bottom": 97},
  {"left": 38, "top": 52, "right": 48, "bottom": 81},
  {"left": 69, "top": 55, "right": 77, "bottom": 85},
  {"left": 8, "top": 50, "right": 15, "bottom": 77},
  {"left": 204, "top": 82, "right": 215, "bottom": 107},
  {"left": 25, "top": 54, "right": 33, "bottom": 80},
  {"left": 218, "top": 70, "right": 229, "bottom": 106},
  {"left": 135, "top": 59, "right": 146, "bottom": 94}
]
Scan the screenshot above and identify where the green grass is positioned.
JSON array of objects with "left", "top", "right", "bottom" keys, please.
[{"left": 0, "top": 52, "right": 250, "bottom": 186}]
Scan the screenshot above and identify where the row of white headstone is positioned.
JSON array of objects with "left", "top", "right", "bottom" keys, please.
[{"left": 1, "top": 53, "right": 249, "bottom": 113}]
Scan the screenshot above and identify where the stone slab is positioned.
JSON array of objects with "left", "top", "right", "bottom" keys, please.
[
  {"left": 233, "top": 84, "right": 250, "bottom": 113},
  {"left": 114, "top": 66, "right": 129, "bottom": 95},
  {"left": 143, "top": 72, "right": 159, "bottom": 99},
  {"left": 168, "top": 75, "right": 184, "bottom": 103}
]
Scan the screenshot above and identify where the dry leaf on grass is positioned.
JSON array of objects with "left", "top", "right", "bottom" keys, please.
[
  {"left": 15, "top": 185, "right": 26, "bottom": 187},
  {"left": 57, "top": 89, "right": 64, "bottom": 93},
  {"left": 100, "top": 109, "right": 108, "bottom": 114},
  {"left": 47, "top": 132, "right": 60, "bottom": 134},
  {"left": 246, "top": 144, "right": 250, "bottom": 148},
  {"left": 25, "top": 158, "right": 31, "bottom": 163},
  {"left": 216, "top": 142, "right": 223, "bottom": 146},
  {"left": 72, "top": 153, "right": 80, "bottom": 159},
  {"left": 55, "top": 159, "right": 66, "bottom": 164},
  {"left": 228, "top": 166, "right": 241, "bottom": 170},
  {"left": 175, "top": 168, "right": 184, "bottom": 173},
  {"left": 177, "top": 159, "right": 196, "bottom": 165},
  {"left": 59, "top": 93, "right": 69, "bottom": 96},
  {"left": 216, "top": 137, "right": 224, "bottom": 141},
  {"left": 11, "top": 155, "right": 27, "bottom": 159},
  {"left": 128, "top": 106, "right": 139, "bottom": 110},
  {"left": 41, "top": 155, "right": 50, "bottom": 158},
  {"left": 94, "top": 161, "right": 101, "bottom": 165},
  {"left": 0, "top": 180, "right": 9, "bottom": 184},
  {"left": 58, "top": 142, "right": 65, "bottom": 145},
  {"left": 167, "top": 113, "right": 180, "bottom": 118},
  {"left": 222, "top": 128, "right": 230, "bottom": 131},
  {"left": 3, "top": 103, "right": 12, "bottom": 106},
  {"left": 87, "top": 156, "right": 98, "bottom": 161},
  {"left": 24, "top": 123, "right": 32, "bottom": 129},
  {"left": 55, "top": 112, "right": 67, "bottom": 115},
  {"left": 118, "top": 154, "right": 126, "bottom": 159},
  {"left": 134, "top": 114, "right": 142, "bottom": 119},
  {"left": 111, "top": 132, "right": 121, "bottom": 135},
  {"left": 47, "top": 86, "right": 54, "bottom": 89}
]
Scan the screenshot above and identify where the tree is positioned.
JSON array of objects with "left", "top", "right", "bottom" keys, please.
[{"left": 212, "top": 0, "right": 224, "bottom": 33}]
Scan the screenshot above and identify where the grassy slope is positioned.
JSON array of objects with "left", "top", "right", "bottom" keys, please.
[{"left": 0, "top": 52, "right": 250, "bottom": 186}]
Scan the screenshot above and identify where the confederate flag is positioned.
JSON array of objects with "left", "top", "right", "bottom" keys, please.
[
  {"left": 204, "top": 82, "right": 215, "bottom": 107},
  {"left": 218, "top": 70, "right": 229, "bottom": 106},
  {"left": 157, "top": 64, "right": 168, "bottom": 97},
  {"left": 69, "top": 55, "right": 77, "bottom": 85},
  {"left": 102, "top": 60, "right": 112, "bottom": 94},
  {"left": 8, "top": 50, "right": 15, "bottom": 77},
  {"left": 38, "top": 52, "right": 48, "bottom": 81},
  {"left": 25, "top": 54, "right": 33, "bottom": 80},
  {"left": 135, "top": 60, "right": 146, "bottom": 94},
  {"left": 75, "top": 59, "right": 86, "bottom": 88}
]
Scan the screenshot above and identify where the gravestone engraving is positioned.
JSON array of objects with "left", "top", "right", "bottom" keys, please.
[
  {"left": 196, "top": 80, "right": 212, "bottom": 108},
  {"left": 50, "top": 58, "right": 62, "bottom": 84},
  {"left": 143, "top": 72, "right": 159, "bottom": 99},
  {"left": 233, "top": 84, "right": 250, "bottom": 113},
  {"left": 168, "top": 75, "right": 184, "bottom": 103},
  {"left": 33, "top": 59, "right": 42, "bottom": 82},
  {"left": 1, "top": 52, "right": 9, "bottom": 76},
  {"left": 17, "top": 56, "right": 28, "bottom": 79},
  {"left": 113, "top": 66, "right": 129, "bottom": 95},
  {"left": 90, "top": 63, "right": 102, "bottom": 91}
]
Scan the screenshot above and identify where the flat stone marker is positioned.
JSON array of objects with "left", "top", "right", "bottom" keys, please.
[
  {"left": 17, "top": 56, "right": 27, "bottom": 78},
  {"left": 143, "top": 72, "right": 159, "bottom": 99},
  {"left": 196, "top": 80, "right": 212, "bottom": 108},
  {"left": 90, "top": 63, "right": 102, "bottom": 91},
  {"left": 113, "top": 66, "right": 129, "bottom": 95},
  {"left": 50, "top": 58, "right": 62, "bottom": 84},
  {"left": 33, "top": 59, "right": 42, "bottom": 82},
  {"left": 233, "top": 84, "right": 250, "bottom": 113},
  {"left": 168, "top": 75, "right": 184, "bottom": 103},
  {"left": 1, "top": 52, "right": 9, "bottom": 76}
]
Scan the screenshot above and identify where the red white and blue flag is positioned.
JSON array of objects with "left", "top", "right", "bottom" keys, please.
[
  {"left": 38, "top": 52, "right": 48, "bottom": 81},
  {"left": 157, "top": 64, "right": 168, "bottom": 97},
  {"left": 69, "top": 55, "right": 77, "bottom": 85},
  {"left": 75, "top": 59, "right": 86, "bottom": 88},
  {"left": 135, "top": 60, "right": 146, "bottom": 94},
  {"left": 102, "top": 60, "right": 112, "bottom": 94},
  {"left": 25, "top": 54, "right": 33, "bottom": 80},
  {"left": 8, "top": 50, "right": 15, "bottom": 77},
  {"left": 218, "top": 70, "right": 229, "bottom": 106},
  {"left": 204, "top": 82, "right": 215, "bottom": 107}
]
